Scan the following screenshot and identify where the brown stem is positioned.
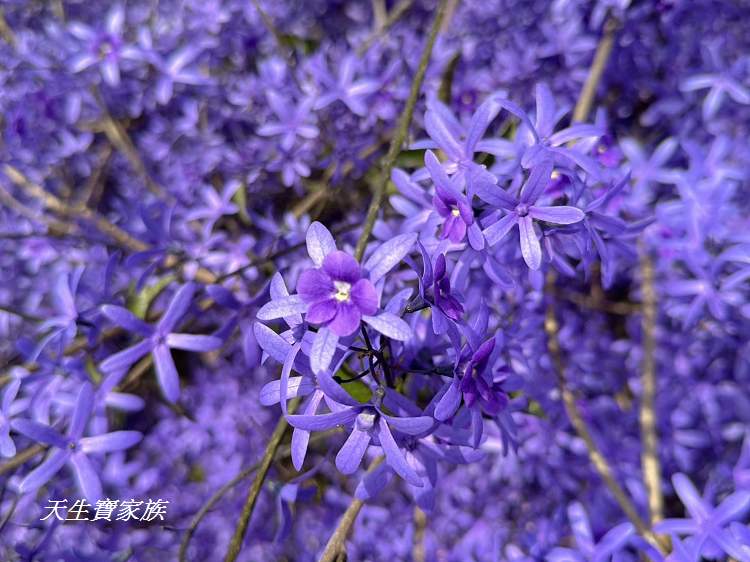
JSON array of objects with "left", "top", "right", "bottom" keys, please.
[
  {"left": 223, "top": 399, "right": 299, "bottom": 562},
  {"left": 545, "top": 275, "right": 666, "bottom": 553},
  {"left": 353, "top": 0, "right": 449, "bottom": 261},
  {"left": 413, "top": 506, "right": 427, "bottom": 562},
  {"left": 318, "top": 456, "right": 385, "bottom": 562},
  {"left": 572, "top": 16, "right": 619, "bottom": 123},
  {"left": 0, "top": 444, "right": 46, "bottom": 476},
  {"left": 639, "top": 243, "right": 664, "bottom": 524}
]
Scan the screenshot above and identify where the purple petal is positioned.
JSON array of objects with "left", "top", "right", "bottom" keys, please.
[
  {"left": 534, "top": 83, "right": 556, "bottom": 136},
  {"left": 69, "top": 382, "right": 95, "bottom": 440},
  {"left": 335, "top": 427, "right": 372, "bottom": 474},
  {"left": 466, "top": 97, "right": 501, "bottom": 154},
  {"left": 306, "top": 300, "right": 337, "bottom": 325},
  {"left": 291, "top": 391, "right": 324, "bottom": 471},
  {"left": 383, "top": 415, "right": 434, "bottom": 436},
  {"left": 434, "top": 380, "right": 461, "bottom": 421},
  {"left": 355, "top": 461, "right": 393, "bottom": 501},
  {"left": 520, "top": 160, "right": 554, "bottom": 204},
  {"left": 0, "top": 428, "right": 15, "bottom": 458},
  {"left": 483, "top": 213, "right": 519, "bottom": 247},
  {"left": 100, "top": 339, "right": 152, "bottom": 373},
  {"left": 362, "top": 313, "right": 411, "bottom": 341},
  {"left": 549, "top": 124, "right": 602, "bottom": 146},
  {"left": 322, "top": 251, "right": 361, "bottom": 283},
  {"left": 673, "top": 473, "right": 710, "bottom": 520},
  {"left": 260, "top": 377, "right": 316, "bottom": 406},
  {"left": 100, "top": 306, "right": 153, "bottom": 336},
  {"left": 351, "top": 279, "right": 379, "bottom": 316},
  {"left": 306, "top": 221, "right": 336, "bottom": 267},
  {"left": 153, "top": 344, "right": 180, "bottom": 403},
  {"left": 254, "top": 322, "right": 292, "bottom": 363},
  {"left": 530, "top": 205, "right": 585, "bottom": 225},
  {"left": 286, "top": 408, "right": 358, "bottom": 431},
  {"left": 11, "top": 420, "right": 66, "bottom": 448},
  {"left": 425, "top": 107, "right": 463, "bottom": 161},
  {"left": 166, "top": 333, "right": 222, "bottom": 352},
  {"left": 257, "top": 295, "right": 309, "bottom": 320},
  {"left": 714, "top": 491, "right": 750, "bottom": 525},
  {"left": 328, "top": 303, "right": 362, "bottom": 337},
  {"left": 19, "top": 448, "right": 70, "bottom": 493},
  {"left": 70, "top": 452, "right": 102, "bottom": 502},
  {"left": 159, "top": 283, "right": 196, "bottom": 332},
  {"left": 297, "top": 269, "right": 335, "bottom": 304},
  {"left": 518, "top": 216, "right": 542, "bottom": 270},
  {"left": 79, "top": 431, "right": 142, "bottom": 453},
  {"left": 310, "top": 327, "right": 338, "bottom": 374},
  {"left": 364, "top": 233, "right": 417, "bottom": 284},
  {"left": 378, "top": 418, "right": 422, "bottom": 486}
]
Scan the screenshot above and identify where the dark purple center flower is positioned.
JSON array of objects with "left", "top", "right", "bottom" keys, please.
[
  {"left": 433, "top": 186, "right": 474, "bottom": 243},
  {"left": 459, "top": 338, "right": 508, "bottom": 415},
  {"left": 432, "top": 254, "right": 464, "bottom": 321},
  {"left": 297, "top": 250, "right": 379, "bottom": 337}
]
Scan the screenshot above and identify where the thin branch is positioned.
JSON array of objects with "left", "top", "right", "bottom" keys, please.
[
  {"left": 3, "top": 164, "right": 149, "bottom": 253},
  {"left": 178, "top": 429, "right": 339, "bottom": 562},
  {"left": 572, "top": 16, "right": 619, "bottom": 123},
  {"left": 357, "top": 0, "right": 414, "bottom": 56},
  {"left": 353, "top": 0, "right": 448, "bottom": 261},
  {"left": 0, "top": 444, "right": 46, "bottom": 476},
  {"left": 91, "top": 87, "right": 172, "bottom": 201},
  {"left": 2, "top": 165, "right": 217, "bottom": 285},
  {"left": 0, "top": 8, "right": 16, "bottom": 47},
  {"left": 545, "top": 275, "right": 666, "bottom": 553},
  {"left": 639, "top": 244, "right": 664, "bottom": 525},
  {"left": 413, "top": 506, "right": 427, "bottom": 562},
  {"left": 223, "top": 398, "right": 300, "bottom": 562},
  {"left": 318, "top": 456, "right": 385, "bottom": 562}
]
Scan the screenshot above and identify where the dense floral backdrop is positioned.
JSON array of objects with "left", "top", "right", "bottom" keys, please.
[{"left": 1, "top": 0, "right": 749, "bottom": 560}]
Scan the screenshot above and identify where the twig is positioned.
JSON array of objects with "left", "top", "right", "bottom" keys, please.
[
  {"left": 178, "top": 429, "right": 339, "bottom": 562},
  {"left": 413, "top": 506, "right": 427, "bottom": 562},
  {"left": 572, "top": 16, "right": 619, "bottom": 123},
  {"left": 638, "top": 243, "right": 663, "bottom": 525},
  {"left": 3, "top": 164, "right": 149, "bottom": 253},
  {"left": 223, "top": 399, "right": 300, "bottom": 562},
  {"left": 0, "top": 444, "right": 46, "bottom": 476},
  {"left": 0, "top": 182, "right": 74, "bottom": 237},
  {"left": 0, "top": 8, "right": 16, "bottom": 47},
  {"left": 353, "top": 0, "right": 448, "bottom": 261},
  {"left": 318, "top": 456, "right": 385, "bottom": 562},
  {"left": 90, "top": 87, "right": 172, "bottom": 201},
  {"left": 357, "top": 0, "right": 414, "bottom": 56},
  {"left": 545, "top": 275, "right": 666, "bottom": 553},
  {"left": 3, "top": 165, "right": 217, "bottom": 284}
]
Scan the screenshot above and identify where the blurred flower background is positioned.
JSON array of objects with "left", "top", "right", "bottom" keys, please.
[{"left": 0, "top": 0, "right": 749, "bottom": 560}]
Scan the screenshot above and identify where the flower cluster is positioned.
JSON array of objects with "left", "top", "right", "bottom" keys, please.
[{"left": 1, "top": 0, "right": 749, "bottom": 561}]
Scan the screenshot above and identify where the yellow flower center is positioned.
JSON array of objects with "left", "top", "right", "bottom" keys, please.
[
  {"left": 451, "top": 207, "right": 461, "bottom": 217},
  {"left": 333, "top": 280, "right": 352, "bottom": 302}
]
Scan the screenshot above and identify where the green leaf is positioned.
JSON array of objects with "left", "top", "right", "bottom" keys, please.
[
  {"left": 335, "top": 367, "right": 373, "bottom": 404},
  {"left": 128, "top": 275, "right": 176, "bottom": 319}
]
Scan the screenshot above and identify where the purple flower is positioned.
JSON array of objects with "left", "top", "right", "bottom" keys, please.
[
  {"left": 286, "top": 397, "right": 434, "bottom": 487},
  {"left": 655, "top": 473, "right": 750, "bottom": 561},
  {"left": 547, "top": 502, "right": 634, "bottom": 562},
  {"left": 68, "top": 4, "right": 141, "bottom": 87},
  {"left": 297, "top": 251, "right": 379, "bottom": 338},
  {"left": 478, "top": 160, "right": 585, "bottom": 269},
  {"left": 434, "top": 337, "right": 509, "bottom": 447},
  {"left": 425, "top": 150, "right": 484, "bottom": 249},
  {"left": 12, "top": 382, "right": 142, "bottom": 501},
  {"left": 99, "top": 283, "right": 222, "bottom": 402},
  {"left": 257, "top": 222, "right": 415, "bottom": 373}
]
